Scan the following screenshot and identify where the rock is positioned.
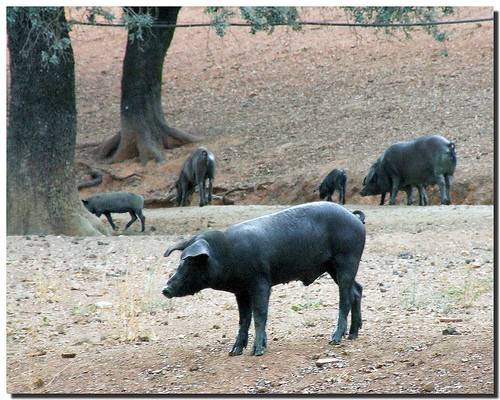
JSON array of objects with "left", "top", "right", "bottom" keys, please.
[
  {"left": 470, "top": 262, "right": 481, "bottom": 269},
  {"left": 398, "top": 251, "right": 413, "bottom": 259},
  {"left": 95, "top": 301, "right": 113, "bottom": 309},
  {"left": 439, "top": 317, "right": 463, "bottom": 323},
  {"left": 61, "top": 352, "right": 76, "bottom": 358},
  {"left": 189, "top": 365, "right": 199, "bottom": 371},
  {"left": 422, "top": 382, "right": 434, "bottom": 392},
  {"left": 315, "top": 357, "right": 341, "bottom": 367},
  {"left": 256, "top": 387, "right": 268, "bottom": 393},
  {"left": 28, "top": 350, "right": 47, "bottom": 357},
  {"left": 442, "top": 326, "right": 461, "bottom": 335},
  {"left": 70, "top": 282, "right": 82, "bottom": 290},
  {"left": 212, "top": 324, "right": 221, "bottom": 330},
  {"left": 97, "top": 241, "right": 109, "bottom": 246}
]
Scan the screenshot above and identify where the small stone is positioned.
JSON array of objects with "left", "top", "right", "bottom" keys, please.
[
  {"left": 422, "top": 382, "right": 434, "bottom": 392},
  {"left": 439, "top": 317, "right": 463, "bottom": 323},
  {"left": 398, "top": 251, "right": 413, "bottom": 259},
  {"left": 189, "top": 365, "right": 199, "bottom": 371},
  {"left": 315, "top": 357, "right": 341, "bottom": 367},
  {"left": 442, "top": 326, "right": 460, "bottom": 335},
  {"left": 97, "top": 241, "right": 109, "bottom": 246},
  {"left": 61, "top": 352, "right": 76, "bottom": 358},
  {"left": 470, "top": 262, "right": 481, "bottom": 269},
  {"left": 257, "top": 387, "right": 268, "bottom": 393},
  {"left": 212, "top": 324, "right": 220, "bottom": 330},
  {"left": 95, "top": 301, "right": 113, "bottom": 309},
  {"left": 379, "top": 287, "right": 387, "bottom": 293}
]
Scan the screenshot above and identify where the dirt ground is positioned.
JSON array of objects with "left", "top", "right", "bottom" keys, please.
[
  {"left": 6, "top": 204, "right": 494, "bottom": 394},
  {"left": 72, "top": 6, "right": 494, "bottom": 206}
]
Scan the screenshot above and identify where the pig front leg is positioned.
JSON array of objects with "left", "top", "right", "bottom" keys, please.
[
  {"left": 251, "top": 283, "right": 271, "bottom": 356},
  {"left": 229, "top": 292, "right": 252, "bottom": 356}
]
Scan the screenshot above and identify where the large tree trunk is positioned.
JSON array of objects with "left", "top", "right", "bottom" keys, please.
[
  {"left": 100, "top": 7, "right": 200, "bottom": 164},
  {"left": 7, "top": 7, "right": 108, "bottom": 236}
]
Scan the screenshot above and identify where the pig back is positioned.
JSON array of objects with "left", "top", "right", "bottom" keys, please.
[{"left": 223, "top": 202, "right": 365, "bottom": 285}]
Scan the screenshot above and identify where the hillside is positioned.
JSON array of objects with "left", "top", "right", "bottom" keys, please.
[{"left": 72, "top": 7, "right": 494, "bottom": 205}]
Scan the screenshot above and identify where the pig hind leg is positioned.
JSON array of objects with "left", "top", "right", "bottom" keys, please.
[
  {"left": 328, "top": 255, "right": 359, "bottom": 344},
  {"left": 124, "top": 211, "right": 138, "bottom": 230},
  {"left": 436, "top": 175, "right": 450, "bottom": 205},
  {"left": 444, "top": 175, "right": 453, "bottom": 204},
  {"left": 137, "top": 209, "right": 146, "bottom": 232},
  {"left": 229, "top": 292, "right": 252, "bottom": 356},
  {"left": 348, "top": 281, "right": 363, "bottom": 339}
]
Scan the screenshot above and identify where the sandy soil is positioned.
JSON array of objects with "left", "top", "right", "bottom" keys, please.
[{"left": 6, "top": 204, "right": 494, "bottom": 394}]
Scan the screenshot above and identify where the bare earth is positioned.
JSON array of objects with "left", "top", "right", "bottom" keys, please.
[{"left": 6, "top": 204, "right": 494, "bottom": 394}]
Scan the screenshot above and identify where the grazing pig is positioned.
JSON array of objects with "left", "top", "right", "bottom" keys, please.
[
  {"left": 361, "top": 135, "right": 456, "bottom": 205},
  {"left": 318, "top": 168, "right": 347, "bottom": 204},
  {"left": 82, "top": 192, "right": 145, "bottom": 232},
  {"left": 360, "top": 158, "right": 428, "bottom": 205},
  {"left": 176, "top": 147, "right": 216, "bottom": 207},
  {"left": 162, "top": 202, "right": 366, "bottom": 356}
]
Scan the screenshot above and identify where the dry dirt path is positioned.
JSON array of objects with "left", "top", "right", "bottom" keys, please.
[{"left": 7, "top": 204, "right": 494, "bottom": 394}]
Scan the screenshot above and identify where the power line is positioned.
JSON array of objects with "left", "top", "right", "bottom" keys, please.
[{"left": 68, "top": 17, "right": 493, "bottom": 30}]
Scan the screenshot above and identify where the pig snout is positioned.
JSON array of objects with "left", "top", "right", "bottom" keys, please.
[{"left": 162, "top": 286, "right": 174, "bottom": 298}]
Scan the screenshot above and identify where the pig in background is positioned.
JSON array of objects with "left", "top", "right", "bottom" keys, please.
[
  {"left": 163, "top": 202, "right": 366, "bottom": 356},
  {"left": 318, "top": 168, "right": 347, "bottom": 204},
  {"left": 175, "top": 147, "right": 216, "bottom": 207},
  {"left": 360, "top": 135, "right": 456, "bottom": 205},
  {"left": 82, "top": 191, "right": 146, "bottom": 232}
]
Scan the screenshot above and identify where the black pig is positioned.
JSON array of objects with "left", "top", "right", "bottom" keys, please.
[
  {"left": 162, "top": 202, "right": 366, "bottom": 356},
  {"left": 318, "top": 168, "right": 347, "bottom": 204},
  {"left": 176, "top": 147, "right": 216, "bottom": 207},
  {"left": 361, "top": 135, "right": 456, "bottom": 205},
  {"left": 360, "top": 159, "right": 428, "bottom": 206}
]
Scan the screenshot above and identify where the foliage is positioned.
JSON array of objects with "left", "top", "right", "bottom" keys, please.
[
  {"left": 342, "top": 7, "right": 454, "bottom": 43},
  {"left": 122, "top": 7, "right": 155, "bottom": 43},
  {"left": 8, "top": 6, "right": 457, "bottom": 66},
  {"left": 206, "top": 6, "right": 301, "bottom": 37},
  {"left": 7, "top": 7, "right": 72, "bottom": 66}
]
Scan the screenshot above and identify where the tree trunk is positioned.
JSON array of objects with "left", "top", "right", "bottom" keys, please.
[
  {"left": 100, "top": 7, "right": 200, "bottom": 164},
  {"left": 7, "top": 7, "right": 108, "bottom": 236}
]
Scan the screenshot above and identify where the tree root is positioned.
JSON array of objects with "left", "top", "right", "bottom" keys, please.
[
  {"left": 77, "top": 161, "right": 143, "bottom": 190},
  {"left": 98, "top": 125, "right": 201, "bottom": 164}
]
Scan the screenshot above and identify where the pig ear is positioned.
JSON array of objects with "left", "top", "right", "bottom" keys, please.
[
  {"left": 181, "top": 239, "right": 211, "bottom": 260},
  {"left": 164, "top": 239, "right": 191, "bottom": 257}
]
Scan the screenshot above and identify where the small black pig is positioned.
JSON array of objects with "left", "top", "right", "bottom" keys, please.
[
  {"left": 318, "top": 168, "right": 347, "bottom": 204},
  {"left": 162, "top": 202, "right": 366, "bottom": 356}
]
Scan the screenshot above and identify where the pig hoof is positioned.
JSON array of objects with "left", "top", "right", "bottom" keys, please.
[
  {"left": 329, "top": 338, "right": 342, "bottom": 346},
  {"left": 252, "top": 346, "right": 266, "bottom": 356},
  {"left": 347, "top": 333, "right": 358, "bottom": 340},
  {"left": 229, "top": 347, "right": 244, "bottom": 356}
]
